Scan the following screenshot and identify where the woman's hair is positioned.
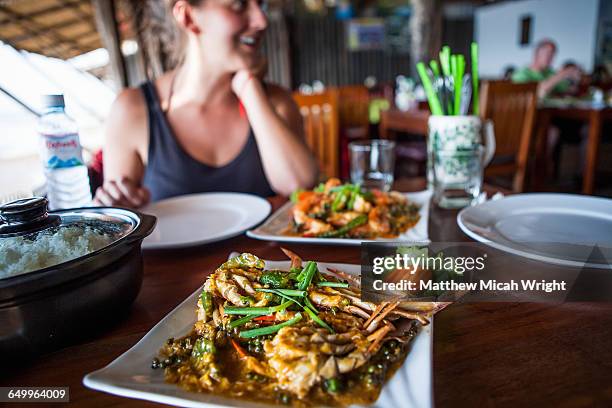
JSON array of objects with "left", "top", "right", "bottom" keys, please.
[
  {"left": 166, "top": 0, "right": 203, "bottom": 8},
  {"left": 164, "top": 0, "right": 204, "bottom": 67}
]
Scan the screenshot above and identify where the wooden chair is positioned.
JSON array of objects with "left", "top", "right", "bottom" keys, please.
[
  {"left": 292, "top": 90, "right": 340, "bottom": 178},
  {"left": 480, "top": 80, "right": 538, "bottom": 193},
  {"left": 337, "top": 85, "right": 370, "bottom": 138}
]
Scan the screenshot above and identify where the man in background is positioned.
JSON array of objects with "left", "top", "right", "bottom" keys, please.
[{"left": 512, "top": 39, "right": 582, "bottom": 98}]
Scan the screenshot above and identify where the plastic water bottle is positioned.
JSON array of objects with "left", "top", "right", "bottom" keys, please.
[{"left": 38, "top": 95, "right": 92, "bottom": 210}]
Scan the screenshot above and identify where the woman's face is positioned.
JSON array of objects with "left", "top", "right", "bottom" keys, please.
[{"left": 191, "top": 0, "right": 268, "bottom": 72}]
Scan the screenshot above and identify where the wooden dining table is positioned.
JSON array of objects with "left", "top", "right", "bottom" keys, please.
[
  {"left": 3, "top": 178, "right": 612, "bottom": 407},
  {"left": 534, "top": 103, "right": 612, "bottom": 195},
  {"left": 379, "top": 108, "right": 430, "bottom": 139}
]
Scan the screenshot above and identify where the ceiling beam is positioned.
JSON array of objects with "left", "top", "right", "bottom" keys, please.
[
  {"left": 0, "top": 4, "right": 86, "bottom": 57},
  {"left": 0, "top": 0, "right": 87, "bottom": 26},
  {"left": 58, "top": 0, "right": 99, "bottom": 35},
  {"left": 6, "top": 17, "right": 88, "bottom": 43},
  {"left": 80, "top": 33, "right": 102, "bottom": 44}
]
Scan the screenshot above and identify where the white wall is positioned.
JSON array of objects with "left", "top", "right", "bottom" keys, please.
[{"left": 475, "top": 0, "right": 600, "bottom": 77}]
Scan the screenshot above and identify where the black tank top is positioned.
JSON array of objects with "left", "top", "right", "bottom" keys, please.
[{"left": 140, "top": 81, "right": 275, "bottom": 201}]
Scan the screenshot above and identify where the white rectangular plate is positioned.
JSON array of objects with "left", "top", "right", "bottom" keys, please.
[
  {"left": 83, "top": 259, "right": 433, "bottom": 408},
  {"left": 247, "top": 191, "right": 432, "bottom": 246}
]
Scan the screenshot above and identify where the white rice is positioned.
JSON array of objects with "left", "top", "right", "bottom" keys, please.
[{"left": 0, "top": 226, "right": 114, "bottom": 280}]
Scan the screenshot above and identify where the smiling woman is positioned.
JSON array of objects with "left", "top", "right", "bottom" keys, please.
[{"left": 93, "top": 0, "right": 318, "bottom": 208}]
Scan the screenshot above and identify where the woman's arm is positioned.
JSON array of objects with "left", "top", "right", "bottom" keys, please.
[
  {"left": 233, "top": 73, "right": 319, "bottom": 196},
  {"left": 93, "top": 88, "right": 151, "bottom": 208}
]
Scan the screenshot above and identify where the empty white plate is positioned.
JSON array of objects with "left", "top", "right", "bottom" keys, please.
[
  {"left": 457, "top": 194, "right": 612, "bottom": 269},
  {"left": 141, "top": 193, "right": 271, "bottom": 249}
]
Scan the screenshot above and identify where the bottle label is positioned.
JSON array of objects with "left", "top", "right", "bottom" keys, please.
[{"left": 40, "top": 133, "right": 84, "bottom": 169}]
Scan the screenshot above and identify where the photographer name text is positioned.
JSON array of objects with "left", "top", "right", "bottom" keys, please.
[{"left": 373, "top": 279, "right": 567, "bottom": 293}]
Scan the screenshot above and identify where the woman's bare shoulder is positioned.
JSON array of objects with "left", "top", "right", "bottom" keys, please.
[
  {"left": 105, "top": 86, "right": 150, "bottom": 155},
  {"left": 108, "top": 87, "right": 147, "bottom": 128},
  {"left": 109, "top": 72, "right": 172, "bottom": 126}
]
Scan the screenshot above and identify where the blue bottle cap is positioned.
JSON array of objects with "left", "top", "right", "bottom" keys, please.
[{"left": 42, "top": 94, "right": 65, "bottom": 109}]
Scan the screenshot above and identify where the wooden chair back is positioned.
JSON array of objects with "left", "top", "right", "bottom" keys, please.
[
  {"left": 480, "top": 80, "right": 538, "bottom": 192},
  {"left": 292, "top": 90, "right": 340, "bottom": 178},
  {"left": 338, "top": 85, "right": 370, "bottom": 132}
]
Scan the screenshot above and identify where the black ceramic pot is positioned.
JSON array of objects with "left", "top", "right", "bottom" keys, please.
[{"left": 0, "top": 197, "right": 156, "bottom": 356}]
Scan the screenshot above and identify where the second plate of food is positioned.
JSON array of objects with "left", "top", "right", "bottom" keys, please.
[{"left": 247, "top": 180, "right": 431, "bottom": 245}]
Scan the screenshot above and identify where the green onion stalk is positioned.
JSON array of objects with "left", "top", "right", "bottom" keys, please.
[
  {"left": 224, "top": 260, "right": 344, "bottom": 337},
  {"left": 471, "top": 42, "right": 479, "bottom": 116},
  {"left": 239, "top": 313, "right": 303, "bottom": 338}
]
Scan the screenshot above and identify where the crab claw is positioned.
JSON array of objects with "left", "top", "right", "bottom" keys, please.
[
  {"left": 363, "top": 301, "right": 400, "bottom": 332},
  {"left": 367, "top": 322, "right": 395, "bottom": 354},
  {"left": 326, "top": 267, "right": 361, "bottom": 288},
  {"left": 281, "top": 247, "right": 302, "bottom": 269}
]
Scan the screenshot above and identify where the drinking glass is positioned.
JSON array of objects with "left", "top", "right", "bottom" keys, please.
[
  {"left": 349, "top": 140, "right": 395, "bottom": 191},
  {"left": 433, "top": 145, "right": 484, "bottom": 209}
]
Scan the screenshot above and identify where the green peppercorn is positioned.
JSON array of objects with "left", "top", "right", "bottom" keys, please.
[
  {"left": 365, "top": 374, "right": 375, "bottom": 386},
  {"left": 278, "top": 393, "right": 291, "bottom": 405},
  {"left": 324, "top": 377, "right": 343, "bottom": 393}
]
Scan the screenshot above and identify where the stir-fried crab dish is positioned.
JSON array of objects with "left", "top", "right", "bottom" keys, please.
[
  {"left": 289, "top": 178, "right": 421, "bottom": 239},
  {"left": 154, "top": 250, "right": 433, "bottom": 406}
]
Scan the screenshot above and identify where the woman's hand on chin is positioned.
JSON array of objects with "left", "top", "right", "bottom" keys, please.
[
  {"left": 231, "top": 57, "right": 268, "bottom": 96},
  {"left": 231, "top": 70, "right": 257, "bottom": 99},
  {"left": 93, "top": 178, "right": 150, "bottom": 209}
]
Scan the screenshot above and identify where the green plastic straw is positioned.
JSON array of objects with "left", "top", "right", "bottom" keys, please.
[
  {"left": 429, "top": 60, "right": 440, "bottom": 78},
  {"left": 416, "top": 62, "right": 443, "bottom": 115},
  {"left": 450, "top": 55, "right": 458, "bottom": 115},
  {"left": 440, "top": 46, "right": 451, "bottom": 77},
  {"left": 458, "top": 55, "right": 466, "bottom": 79},
  {"left": 455, "top": 55, "right": 465, "bottom": 115},
  {"left": 419, "top": 44, "right": 476, "bottom": 116},
  {"left": 471, "top": 42, "right": 480, "bottom": 116}
]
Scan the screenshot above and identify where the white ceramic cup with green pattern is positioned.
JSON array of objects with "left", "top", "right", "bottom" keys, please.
[{"left": 426, "top": 115, "right": 496, "bottom": 188}]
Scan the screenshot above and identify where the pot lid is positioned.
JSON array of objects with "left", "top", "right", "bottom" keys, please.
[
  {"left": 0, "top": 197, "right": 136, "bottom": 239},
  {"left": 0, "top": 197, "right": 61, "bottom": 237}
]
